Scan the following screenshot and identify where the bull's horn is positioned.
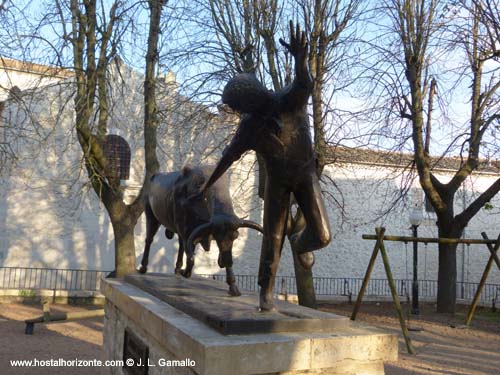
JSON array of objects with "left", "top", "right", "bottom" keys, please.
[
  {"left": 186, "top": 222, "right": 214, "bottom": 257},
  {"left": 237, "top": 220, "right": 264, "bottom": 233}
]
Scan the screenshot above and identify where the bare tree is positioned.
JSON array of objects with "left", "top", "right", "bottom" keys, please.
[
  {"left": 300, "top": 0, "right": 362, "bottom": 171},
  {"left": 0, "top": 0, "right": 166, "bottom": 276},
  {"left": 65, "top": 0, "right": 166, "bottom": 277},
  {"left": 372, "top": 0, "right": 500, "bottom": 312},
  {"left": 0, "top": 2, "right": 44, "bottom": 173}
]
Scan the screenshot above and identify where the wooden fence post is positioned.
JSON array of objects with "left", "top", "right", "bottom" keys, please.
[
  {"left": 351, "top": 227, "right": 385, "bottom": 320},
  {"left": 465, "top": 232, "right": 500, "bottom": 326},
  {"left": 378, "top": 233, "right": 416, "bottom": 354}
]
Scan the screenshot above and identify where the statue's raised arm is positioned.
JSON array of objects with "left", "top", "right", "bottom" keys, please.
[{"left": 278, "top": 21, "right": 313, "bottom": 110}]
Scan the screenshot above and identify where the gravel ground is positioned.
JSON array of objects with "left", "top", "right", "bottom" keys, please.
[
  {"left": 1, "top": 301, "right": 499, "bottom": 375},
  {"left": 320, "top": 301, "right": 500, "bottom": 375},
  {"left": 0, "top": 303, "right": 103, "bottom": 375}
]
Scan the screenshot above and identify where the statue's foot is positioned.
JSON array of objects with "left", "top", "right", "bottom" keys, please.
[
  {"left": 228, "top": 284, "right": 241, "bottom": 297},
  {"left": 137, "top": 265, "right": 147, "bottom": 274},
  {"left": 259, "top": 291, "right": 276, "bottom": 312},
  {"left": 297, "top": 251, "right": 315, "bottom": 270},
  {"left": 174, "top": 267, "right": 182, "bottom": 275},
  {"left": 180, "top": 269, "right": 192, "bottom": 278}
]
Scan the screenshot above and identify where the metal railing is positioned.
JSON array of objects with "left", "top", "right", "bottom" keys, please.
[
  {"left": 200, "top": 274, "right": 500, "bottom": 304},
  {"left": 2, "top": 266, "right": 498, "bottom": 305},
  {"left": 0, "top": 267, "right": 111, "bottom": 292}
]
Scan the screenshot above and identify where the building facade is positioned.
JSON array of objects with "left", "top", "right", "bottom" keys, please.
[{"left": 1, "top": 58, "right": 499, "bottom": 293}]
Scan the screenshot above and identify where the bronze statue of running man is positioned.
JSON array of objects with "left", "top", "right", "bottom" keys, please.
[{"left": 191, "top": 21, "right": 331, "bottom": 311}]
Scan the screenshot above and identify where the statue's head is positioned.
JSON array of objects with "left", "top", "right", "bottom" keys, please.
[{"left": 222, "top": 73, "right": 275, "bottom": 115}]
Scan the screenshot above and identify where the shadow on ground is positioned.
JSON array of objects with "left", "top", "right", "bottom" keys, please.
[
  {"left": 0, "top": 303, "right": 104, "bottom": 375},
  {"left": 320, "top": 301, "right": 500, "bottom": 375}
]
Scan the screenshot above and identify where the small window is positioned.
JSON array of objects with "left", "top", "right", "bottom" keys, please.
[
  {"left": 103, "top": 134, "right": 131, "bottom": 180},
  {"left": 408, "top": 187, "right": 423, "bottom": 208}
]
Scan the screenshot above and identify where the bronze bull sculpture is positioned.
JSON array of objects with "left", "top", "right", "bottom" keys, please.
[{"left": 138, "top": 165, "right": 263, "bottom": 296}]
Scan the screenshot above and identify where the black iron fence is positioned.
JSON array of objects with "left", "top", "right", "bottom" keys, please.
[
  {"left": 1, "top": 266, "right": 499, "bottom": 305},
  {"left": 200, "top": 274, "right": 500, "bottom": 305},
  {"left": 0, "top": 267, "right": 111, "bottom": 292}
]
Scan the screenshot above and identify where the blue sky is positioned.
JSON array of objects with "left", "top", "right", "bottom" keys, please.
[{"left": 2, "top": 0, "right": 498, "bottom": 159}]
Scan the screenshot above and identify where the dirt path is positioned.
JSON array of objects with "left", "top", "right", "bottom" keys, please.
[
  {"left": 0, "top": 303, "right": 103, "bottom": 375},
  {"left": 320, "top": 302, "right": 500, "bottom": 375},
  {"left": 1, "top": 302, "right": 499, "bottom": 374}
]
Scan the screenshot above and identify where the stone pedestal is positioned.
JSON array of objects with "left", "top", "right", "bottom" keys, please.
[{"left": 102, "top": 274, "right": 397, "bottom": 375}]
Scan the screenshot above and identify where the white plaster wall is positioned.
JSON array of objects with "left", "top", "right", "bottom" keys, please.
[
  {"left": 316, "top": 165, "right": 500, "bottom": 286},
  {"left": 1, "top": 79, "right": 115, "bottom": 270},
  {"left": 0, "top": 62, "right": 246, "bottom": 274},
  {"left": 0, "top": 64, "right": 66, "bottom": 100},
  {"left": 1, "top": 62, "right": 499, "bottom": 290}
]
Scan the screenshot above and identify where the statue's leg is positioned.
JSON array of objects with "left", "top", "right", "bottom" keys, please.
[
  {"left": 139, "top": 204, "right": 161, "bottom": 274},
  {"left": 291, "top": 173, "right": 331, "bottom": 268},
  {"left": 258, "top": 183, "right": 290, "bottom": 311},
  {"left": 175, "top": 238, "right": 184, "bottom": 275}
]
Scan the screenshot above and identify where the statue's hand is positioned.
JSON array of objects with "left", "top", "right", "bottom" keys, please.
[{"left": 279, "top": 21, "right": 308, "bottom": 62}]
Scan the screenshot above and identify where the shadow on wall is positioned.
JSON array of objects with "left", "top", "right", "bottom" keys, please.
[
  {"left": 0, "top": 176, "right": 10, "bottom": 267},
  {"left": 2, "top": 120, "right": 499, "bottom": 285},
  {"left": 1, "top": 65, "right": 499, "bottom": 285},
  {"left": 0, "top": 82, "right": 114, "bottom": 271}
]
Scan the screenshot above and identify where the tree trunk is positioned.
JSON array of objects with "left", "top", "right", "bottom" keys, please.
[
  {"left": 112, "top": 215, "right": 137, "bottom": 277},
  {"left": 437, "top": 241, "right": 457, "bottom": 313},
  {"left": 291, "top": 245, "right": 317, "bottom": 308},
  {"left": 436, "top": 220, "right": 462, "bottom": 313},
  {"left": 288, "top": 209, "right": 317, "bottom": 308}
]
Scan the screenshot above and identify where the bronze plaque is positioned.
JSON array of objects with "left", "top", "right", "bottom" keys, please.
[{"left": 123, "top": 328, "right": 149, "bottom": 375}]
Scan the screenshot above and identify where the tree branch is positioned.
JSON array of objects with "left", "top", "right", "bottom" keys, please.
[{"left": 455, "top": 177, "right": 500, "bottom": 228}]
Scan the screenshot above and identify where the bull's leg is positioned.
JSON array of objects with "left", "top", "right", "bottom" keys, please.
[
  {"left": 226, "top": 267, "right": 241, "bottom": 296},
  {"left": 258, "top": 183, "right": 290, "bottom": 311},
  {"left": 181, "top": 237, "right": 195, "bottom": 278},
  {"left": 290, "top": 174, "right": 331, "bottom": 269},
  {"left": 216, "top": 240, "right": 241, "bottom": 297},
  {"left": 175, "top": 238, "right": 184, "bottom": 275},
  {"left": 139, "top": 203, "right": 161, "bottom": 274}
]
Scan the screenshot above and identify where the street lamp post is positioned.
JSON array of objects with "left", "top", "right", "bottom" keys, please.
[{"left": 409, "top": 206, "right": 424, "bottom": 315}]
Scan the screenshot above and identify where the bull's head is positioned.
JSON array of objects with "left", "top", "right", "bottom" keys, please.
[{"left": 183, "top": 215, "right": 263, "bottom": 277}]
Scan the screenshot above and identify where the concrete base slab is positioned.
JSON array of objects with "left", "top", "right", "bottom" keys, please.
[
  {"left": 102, "top": 275, "right": 398, "bottom": 375},
  {"left": 124, "top": 274, "right": 349, "bottom": 335}
]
